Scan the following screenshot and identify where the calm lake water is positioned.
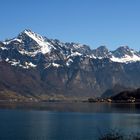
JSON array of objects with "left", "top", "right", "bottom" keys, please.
[{"left": 0, "top": 102, "right": 140, "bottom": 140}]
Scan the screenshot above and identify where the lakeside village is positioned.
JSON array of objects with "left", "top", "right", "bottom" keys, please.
[{"left": 87, "top": 97, "right": 136, "bottom": 103}]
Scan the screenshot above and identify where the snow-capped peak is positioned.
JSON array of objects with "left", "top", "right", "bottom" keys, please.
[
  {"left": 22, "top": 29, "right": 45, "bottom": 42},
  {"left": 90, "top": 45, "right": 140, "bottom": 63},
  {"left": 17, "top": 29, "right": 55, "bottom": 55},
  {"left": 109, "top": 46, "right": 140, "bottom": 63},
  {"left": 111, "top": 46, "right": 134, "bottom": 57},
  {"left": 92, "top": 46, "right": 110, "bottom": 58}
]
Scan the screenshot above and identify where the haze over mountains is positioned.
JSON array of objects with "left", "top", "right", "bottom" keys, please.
[{"left": 0, "top": 29, "right": 140, "bottom": 98}]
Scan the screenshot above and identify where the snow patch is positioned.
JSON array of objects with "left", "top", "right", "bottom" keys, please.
[
  {"left": 0, "top": 47, "right": 8, "bottom": 50},
  {"left": 110, "top": 54, "right": 140, "bottom": 63},
  {"left": 11, "top": 61, "right": 20, "bottom": 66},
  {"left": 3, "top": 38, "right": 22, "bottom": 45},
  {"left": 25, "top": 62, "right": 36, "bottom": 68},
  {"left": 4, "top": 58, "right": 36, "bottom": 69},
  {"left": 70, "top": 52, "right": 82, "bottom": 57},
  {"left": 66, "top": 59, "right": 73, "bottom": 66},
  {"left": 52, "top": 63, "right": 60, "bottom": 67},
  {"left": 45, "top": 63, "right": 51, "bottom": 69},
  {"left": 5, "top": 58, "right": 9, "bottom": 62}
]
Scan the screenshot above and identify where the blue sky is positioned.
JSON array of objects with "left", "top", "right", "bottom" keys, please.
[{"left": 0, "top": 0, "right": 140, "bottom": 50}]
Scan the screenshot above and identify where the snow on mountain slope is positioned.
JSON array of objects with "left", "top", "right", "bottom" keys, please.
[
  {"left": 110, "top": 54, "right": 140, "bottom": 63},
  {"left": 90, "top": 45, "right": 140, "bottom": 63},
  {"left": 110, "top": 46, "right": 140, "bottom": 63},
  {"left": 3, "top": 38, "right": 23, "bottom": 45},
  {"left": 23, "top": 30, "right": 55, "bottom": 54},
  {"left": 18, "top": 29, "right": 54, "bottom": 55}
]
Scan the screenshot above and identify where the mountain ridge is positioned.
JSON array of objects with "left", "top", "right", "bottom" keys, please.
[
  {"left": 1, "top": 29, "right": 140, "bottom": 66},
  {"left": 0, "top": 29, "right": 140, "bottom": 98}
]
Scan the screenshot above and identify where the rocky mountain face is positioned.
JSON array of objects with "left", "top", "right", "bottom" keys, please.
[{"left": 0, "top": 29, "right": 140, "bottom": 98}]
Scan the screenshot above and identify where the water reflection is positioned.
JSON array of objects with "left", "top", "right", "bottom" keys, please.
[
  {"left": 0, "top": 102, "right": 140, "bottom": 113},
  {"left": 0, "top": 103, "right": 140, "bottom": 140}
]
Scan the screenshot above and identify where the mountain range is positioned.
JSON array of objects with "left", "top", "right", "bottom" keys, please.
[{"left": 0, "top": 29, "right": 140, "bottom": 99}]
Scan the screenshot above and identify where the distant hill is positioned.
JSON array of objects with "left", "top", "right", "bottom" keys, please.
[
  {"left": 111, "top": 88, "right": 140, "bottom": 101},
  {"left": 101, "top": 84, "right": 133, "bottom": 98}
]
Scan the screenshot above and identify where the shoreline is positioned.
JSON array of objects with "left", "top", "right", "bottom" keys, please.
[{"left": 0, "top": 100, "right": 140, "bottom": 104}]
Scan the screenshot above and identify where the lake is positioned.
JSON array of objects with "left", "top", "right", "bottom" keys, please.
[{"left": 0, "top": 102, "right": 140, "bottom": 140}]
